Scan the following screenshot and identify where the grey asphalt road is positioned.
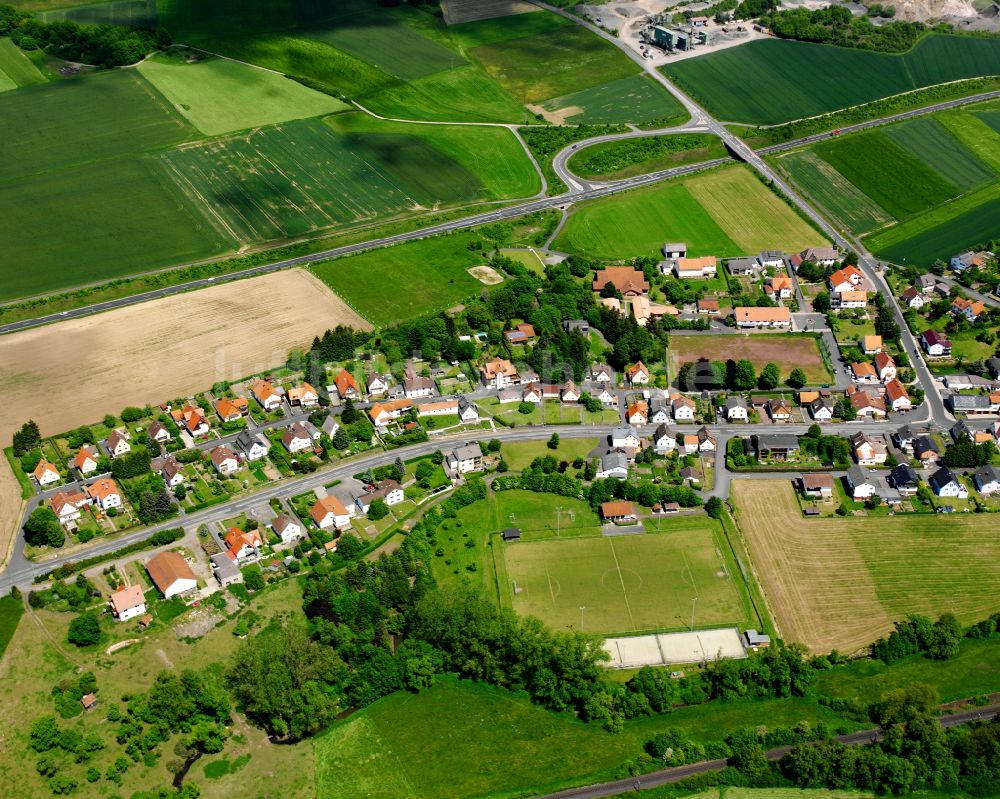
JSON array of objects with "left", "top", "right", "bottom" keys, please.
[{"left": 533, "top": 703, "right": 1000, "bottom": 799}]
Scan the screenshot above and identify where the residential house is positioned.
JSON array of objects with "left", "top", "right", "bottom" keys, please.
[
  {"left": 210, "top": 445, "right": 240, "bottom": 475},
  {"left": 282, "top": 422, "right": 315, "bottom": 454},
  {"left": 147, "top": 421, "right": 171, "bottom": 444},
  {"left": 223, "top": 527, "right": 262, "bottom": 564},
  {"left": 652, "top": 423, "right": 675, "bottom": 453},
  {"left": 697, "top": 426, "right": 716, "bottom": 453},
  {"left": 750, "top": 433, "right": 800, "bottom": 461},
  {"left": 769, "top": 398, "right": 792, "bottom": 421},
  {"left": 733, "top": 306, "right": 791, "bottom": 328},
  {"left": 171, "top": 405, "right": 209, "bottom": 436},
  {"left": 828, "top": 265, "right": 865, "bottom": 293},
  {"left": 973, "top": 466, "right": 1000, "bottom": 496},
  {"left": 320, "top": 415, "right": 340, "bottom": 439},
  {"left": 51, "top": 491, "right": 89, "bottom": 527},
  {"left": 846, "top": 465, "right": 880, "bottom": 500},
  {"left": 521, "top": 383, "right": 542, "bottom": 404},
  {"left": 851, "top": 362, "right": 879, "bottom": 384},
  {"left": 591, "top": 383, "right": 616, "bottom": 405},
  {"left": 948, "top": 394, "right": 992, "bottom": 414},
  {"left": 505, "top": 323, "right": 537, "bottom": 345},
  {"left": 106, "top": 429, "right": 132, "bottom": 458},
  {"left": 912, "top": 436, "right": 940, "bottom": 464},
  {"left": 86, "top": 478, "right": 122, "bottom": 511},
  {"left": 417, "top": 399, "right": 459, "bottom": 418},
  {"left": 801, "top": 473, "right": 834, "bottom": 498},
  {"left": 146, "top": 551, "right": 198, "bottom": 599},
  {"left": 852, "top": 432, "right": 887, "bottom": 465},
  {"left": 369, "top": 399, "right": 413, "bottom": 427},
  {"left": 272, "top": 513, "right": 304, "bottom": 544},
  {"left": 918, "top": 274, "right": 937, "bottom": 293},
  {"left": 672, "top": 256, "right": 717, "bottom": 279},
  {"left": 952, "top": 296, "right": 987, "bottom": 323},
  {"left": 764, "top": 275, "right": 793, "bottom": 300},
  {"left": 680, "top": 466, "right": 701, "bottom": 485},
  {"left": 596, "top": 450, "right": 629, "bottom": 480},
  {"left": 672, "top": 395, "right": 697, "bottom": 421},
  {"left": 457, "top": 397, "right": 480, "bottom": 423},
  {"left": 210, "top": 553, "right": 243, "bottom": 587},
  {"left": 32, "top": 459, "right": 60, "bottom": 487},
  {"left": 725, "top": 396, "right": 748, "bottom": 421},
  {"left": 889, "top": 464, "right": 920, "bottom": 496},
  {"left": 311, "top": 495, "right": 354, "bottom": 530},
  {"left": 158, "top": 458, "right": 185, "bottom": 488},
  {"left": 404, "top": 375, "right": 436, "bottom": 399},
  {"left": 626, "top": 361, "right": 650, "bottom": 386},
  {"left": 563, "top": 319, "right": 590, "bottom": 335},
  {"left": 649, "top": 398, "right": 670, "bottom": 424},
  {"left": 920, "top": 330, "right": 952, "bottom": 357},
  {"left": 875, "top": 352, "right": 897, "bottom": 383},
  {"left": 610, "top": 425, "right": 641, "bottom": 450},
  {"left": 480, "top": 357, "right": 519, "bottom": 389},
  {"left": 884, "top": 379, "right": 911, "bottom": 412},
  {"left": 697, "top": 298, "right": 720, "bottom": 315},
  {"left": 893, "top": 425, "right": 919, "bottom": 452},
  {"left": 808, "top": 397, "right": 834, "bottom": 422},
  {"left": 215, "top": 397, "right": 248, "bottom": 423},
  {"left": 333, "top": 370, "right": 359, "bottom": 401},
  {"left": 951, "top": 250, "right": 991, "bottom": 272},
  {"left": 861, "top": 335, "right": 883, "bottom": 355},
  {"left": 287, "top": 382, "right": 320, "bottom": 408},
  {"left": 801, "top": 247, "right": 839, "bottom": 267},
  {"left": 726, "top": 257, "right": 760, "bottom": 279},
  {"left": 73, "top": 445, "right": 99, "bottom": 476},
  {"left": 627, "top": 401, "right": 648, "bottom": 426},
  {"left": 929, "top": 467, "right": 968, "bottom": 498},
  {"left": 236, "top": 431, "right": 268, "bottom": 461},
  {"left": 446, "top": 443, "right": 484, "bottom": 476},
  {"left": 366, "top": 372, "right": 389, "bottom": 397},
  {"left": 901, "top": 286, "right": 925, "bottom": 309},
  {"left": 600, "top": 501, "right": 637, "bottom": 523},
  {"left": 848, "top": 387, "right": 886, "bottom": 418},
  {"left": 987, "top": 358, "right": 1000, "bottom": 379},
  {"left": 560, "top": 382, "right": 580, "bottom": 404},
  {"left": 663, "top": 242, "right": 687, "bottom": 259},
  {"left": 758, "top": 250, "right": 785, "bottom": 269},
  {"left": 832, "top": 290, "right": 868, "bottom": 310},
  {"left": 593, "top": 266, "right": 649, "bottom": 296},
  {"left": 355, "top": 480, "right": 405, "bottom": 514},
  {"left": 943, "top": 374, "right": 1000, "bottom": 391},
  {"left": 589, "top": 364, "right": 614, "bottom": 383},
  {"left": 681, "top": 433, "right": 700, "bottom": 455},
  {"left": 251, "top": 379, "right": 283, "bottom": 411},
  {"left": 109, "top": 585, "right": 146, "bottom": 622}
]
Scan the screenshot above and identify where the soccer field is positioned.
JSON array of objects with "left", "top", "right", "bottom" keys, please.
[{"left": 503, "top": 520, "right": 747, "bottom": 636}]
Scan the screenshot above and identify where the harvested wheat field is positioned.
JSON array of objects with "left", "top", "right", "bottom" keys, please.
[
  {"left": 0, "top": 269, "right": 368, "bottom": 444},
  {"left": 732, "top": 479, "right": 1000, "bottom": 655},
  {"left": 0, "top": 462, "right": 22, "bottom": 570}
]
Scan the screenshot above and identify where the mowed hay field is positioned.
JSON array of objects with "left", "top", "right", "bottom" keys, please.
[
  {"left": 310, "top": 232, "right": 490, "bottom": 326},
  {"left": 0, "top": 269, "right": 369, "bottom": 443},
  {"left": 504, "top": 520, "right": 747, "bottom": 635},
  {"left": 0, "top": 38, "right": 45, "bottom": 91},
  {"left": 555, "top": 166, "right": 826, "bottom": 259},
  {"left": 732, "top": 480, "right": 1000, "bottom": 654},
  {"left": 668, "top": 334, "right": 831, "bottom": 385},
  {"left": 664, "top": 34, "right": 1000, "bottom": 125},
  {"left": 137, "top": 50, "right": 348, "bottom": 135},
  {"left": 540, "top": 73, "right": 686, "bottom": 126}
]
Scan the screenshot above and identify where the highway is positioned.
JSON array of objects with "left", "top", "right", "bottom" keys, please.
[{"left": 534, "top": 703, "right": 1000, "bottom": 799}]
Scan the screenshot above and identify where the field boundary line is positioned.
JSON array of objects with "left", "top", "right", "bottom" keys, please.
[{"left": 607, "top": 538, "right": 636, "bottom": 632}]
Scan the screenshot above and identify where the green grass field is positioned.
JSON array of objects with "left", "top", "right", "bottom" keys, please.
[
  {"left": 664, "top": 34, "right": 1000, "bottom": 125},
  {"left": 504, "top": 519, "right": 747, "bottom": 635},
  {"left": 776, "top": 150, "right": 893, "bottom": 234},
  {"left": 499, "top": 247, "right": 547, "bottom": 274},
  {"left": 314, "top": 677, "right": 859, "bottom": 799},
  {"left": 138, "top": 51, "right": 348, "bottom": 135},
  {"left": 0, "top": 594, "right": 24, "bottom": 662},
  {"left": 471, "top": 24, "right": 638, "bottom": 105},
  {"left": 540, "top": 74, "right": 687, "bottom": 126},
  {"left": 568, "top": 133, "right": 727, "bottom": 180},
  {"left": 883, "top": 116, "right": 995, "bottom": 192},
  {"left": 555, "top": 165, "right": 824, "bottom": 259},
  {"left": 305, "top": 8, "right": 466, "bottom": 81},
  {"left": 39, "top": 0, "right": 156, "bottom": 25},
  {"left": 310, "top": 232, "right": 489, "bottom": 325},
  {"left": 813, "top": 130, "right": 959, "bottom": 220},
  {"left": 158, "top": 118, "right": 491, "bottom": 244},
  {"left": 326, "top": 112, "right": 540, "bottom": 199},
  {"left": 0, "top": 38, "right": 46, "bottom": 91}
]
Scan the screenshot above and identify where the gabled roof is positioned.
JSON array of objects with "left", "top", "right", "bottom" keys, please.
[
  {"left": 110, "top": 584, "right": 145, "bottom": 614},
  {"left": 210, "top": 444, "right": 238, "bottom": 466},
  {"left": 600, "top": 500, "right": 635, "bottom": 518},
  {"left": 593, "top": 266, "right": 649, "bottom": 294},
  {"left": 885, "top": 379, "right": 909, "bottom": 402},
  {"left": 334, "top": 370, "right": 358, "bottom": 396},
  {"left": 33, "top": 459, "right": 59, "bottom": 480},
  {"left": 311, "top": 495, "right": 349, "bottom": 525},
  {"left": 829, "top": 264, "right": 863, "bottom": 287},
  {"left": 734, "top": 306, "right": 791, "bottom": 323},
  {"left": 146, "top": 551, "right": 196, "bottom": 592},
  {"left": 86, "top": 478, "right": 120, "bottom": 502},
  {"left": 929, "top": 467, "right": 959, "bottom": 491},
  {"left": 272, "top": 513, "right": 300, "bottom": 534},
  {"left": 73, "top": 445, "right": 98, "bottom": 469}
]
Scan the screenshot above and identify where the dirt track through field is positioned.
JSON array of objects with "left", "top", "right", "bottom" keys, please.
[
  {"left": 732, "top": 480, "right": 1000, "bottom": 654},
  {"left": 0, "top": 268, "right": 368, "bottom": 494}
]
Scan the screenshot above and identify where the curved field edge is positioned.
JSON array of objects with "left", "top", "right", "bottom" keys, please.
[
  {"left": 664, "top": 35, "right": 1000, "bottom": 126},
  {"left": 566, "top": 133, "right": 728, "bottom": 180}
]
